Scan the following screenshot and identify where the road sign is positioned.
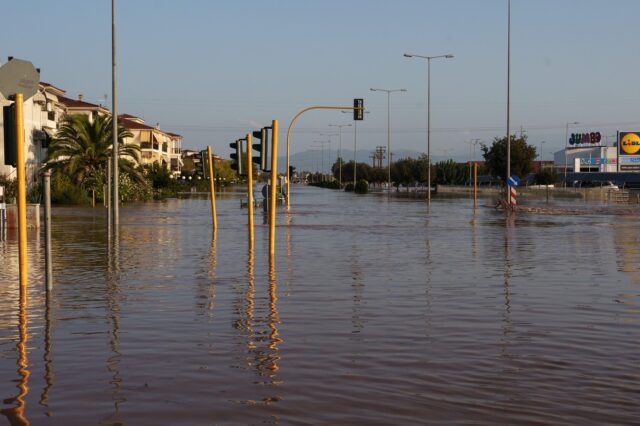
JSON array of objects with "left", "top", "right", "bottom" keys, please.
[
  {"left": 0, "top": 58, "right": 40, "bottom": 101},
  {"left": 507, "top": 175, "right": 520, "bottom": 187}
]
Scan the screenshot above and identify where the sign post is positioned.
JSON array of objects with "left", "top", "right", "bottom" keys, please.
[
  {"left": 507, "top": 175, "right": 520, "bottom": 208},
  {"left": 0, "top": 58, "right": 40, "bottom": 286}
]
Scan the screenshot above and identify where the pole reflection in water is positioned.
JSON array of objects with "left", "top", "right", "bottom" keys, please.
[
  {"left": 350, "top": 243, "right": 364, "bottom": 336},
  {"left": 245, "top": 239, "right": 255, "bottom": 349},
  {"left": 501, "top": 213, "right": 515, "bottom": 358},
  {"left": 423, "top": 216, "right": 433, "bottom": 336},
  {"left": 38, "top": 291, "right": 54, "bottom": 417},
  {"left": 208, "top": 231, "right": 218, "bottom": 315},
  {"left": 105, "top": 231, "right": 124, "bottom": 424},
  {"left": 266, "top": 254, "right": 281, "bottom": 379},
  {"left": 1, "top": 286, "right": 30, "bottom": 425}
]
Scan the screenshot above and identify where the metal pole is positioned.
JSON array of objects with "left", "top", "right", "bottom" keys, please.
[
  {"left": 387, "top": 91, "right": 391, "bottom": 194},
  {"left": 473, "top": 162, "right": 478, "bottom": 208},
  {"left": 338, "top": 126, "right": 342, "bottom": 187},
  {"left": 564, "top": 123, "right": 569, "bottom": 187},
  {"left": 111, "top": 0, "right": 119, "bottom": 226},
  {"left": 246, "top": 134, "right": 254, "bottom": 241},
  {"left": 15, "top": 93, "right": 28, "bottom": 287},
  {"left": 506, "top": 0, "right": 511, "bottom": 202},
  {"left": 44, "top": 171, "right": 53, "bottom": 291},
  {"left": 353, "top": 120, "right": 357, "bottom": 188},
  {"left": 269, "top": 120, "right": 278, "bottom": 256},
  {"left": 207, "top": 146, "right": 217, "bottom": 230},
  {"left": 427, "top": 58, "right": 432, "bottom": 204},
  {"left": 107, "top": 157, "right": 112, "bottom": 235}
]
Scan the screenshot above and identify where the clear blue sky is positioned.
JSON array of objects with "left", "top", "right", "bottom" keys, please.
[{"left": 2, "top": 0, "right": 639, "bottom": 161}]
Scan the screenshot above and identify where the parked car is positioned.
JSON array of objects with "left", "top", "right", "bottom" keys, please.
[{"left": 572, "top": 180, "right": 619, "bottom": 190}]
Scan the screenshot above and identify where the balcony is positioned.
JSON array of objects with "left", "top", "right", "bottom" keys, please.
[{"left": 140, "top": 142, "right": 160, "bottom": 150}]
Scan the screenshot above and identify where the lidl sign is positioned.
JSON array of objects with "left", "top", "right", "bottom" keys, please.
[{"left": 619, "top": 132, "right": 640, "bottom": 155}]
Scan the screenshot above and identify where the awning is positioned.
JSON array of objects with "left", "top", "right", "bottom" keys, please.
[{"left": 139, "top": 130, "right": 150, "bottom": 142}]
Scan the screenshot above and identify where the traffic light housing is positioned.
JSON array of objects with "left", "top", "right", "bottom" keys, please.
[
  {"left": 3, "top": 104, "right": 16, "bottom": 166},
  {"left": 289, "top": 165, "right": 296, "bottom": 180},
  {"left": 251, "top": 127, "right": 269, "bottom": 172},
  {"left": 229, "top": 139, "right": 244, "bottom": 176},
  {"left": 353, "top": 98, "right": 364, "bottom": 121},
  {"left": 200, "top": 149, "right": 209, "bottom": 178}
]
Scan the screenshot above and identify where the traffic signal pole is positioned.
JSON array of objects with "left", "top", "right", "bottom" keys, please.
[
  {"left": 246, "top": 133, "right": 254, "bottom": 241},
  {"left": 15, "top": 93, "right": 28, "bottom": 286},
  {"left": 206, "top": 146, "right": 217, "bottom": 231},
  {"left": 269, "top": 120, "right": 278, "bottom": 256},
  {"left": 285, "top": 104, "right": 364, "bottom": 209}
]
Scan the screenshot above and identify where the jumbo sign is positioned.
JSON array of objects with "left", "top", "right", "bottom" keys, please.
[{"left": 619, "top": 132, "right": 640, "bottom": 155}]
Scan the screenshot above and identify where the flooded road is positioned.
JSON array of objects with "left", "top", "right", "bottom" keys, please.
[{"left": 1, "top": 186, "right": 639, "bottom": 425}]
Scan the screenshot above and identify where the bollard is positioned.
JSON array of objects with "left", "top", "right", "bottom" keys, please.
[
  {"left": 246, "top": 133, "right": 254, "bottom": 241},
  {"left": 269, "top": 120, "right": 278, "bottom": 256},
  {"left": 43, "top": 171, "right": 53, "bottom": 291},
  {"left": 15, "top": 93, "right": 28, "bottom": 287},
  {"left": 207, "top": 146, "right": 217, "bottom": 230}
]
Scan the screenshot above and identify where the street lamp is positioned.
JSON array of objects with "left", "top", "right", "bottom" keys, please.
[
  {"left": 312, "top": 140, "right": 331, "bottom": 181},
  {"left": 328, "top": 123, "right": 352, "bottom": 188},
  {"left": 564, "top": 121, "right": 579, "bottom": 186},
  {"left": 403, "top": 53, "right": 454, "bottom": 204},
  {"left": 370, "top": 88, "right": 407, "bottom": 193},
  {"left": 342, "top": 110, "right": 370, "bottom": 188},
  {"left": 539, "top": 140, "right": 546, "bottom": 162}
]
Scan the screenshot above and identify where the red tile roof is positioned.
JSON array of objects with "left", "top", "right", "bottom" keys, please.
[
  {"left": 58, "top": 95, "right": 107, "bottom": 110},
  {"left": 118, "top": 116, "right": 157, "bottom": 131}
]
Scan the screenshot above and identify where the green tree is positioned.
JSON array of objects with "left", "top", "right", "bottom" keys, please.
[
  {"left": 45, "top": 114, "right": 143, "bottom": 194},
  {"left": 481, "top": 134, "right": 536, "bottom": 179},
  {"left": 435, "top": 159, "right": 467, "bottom": 185}
]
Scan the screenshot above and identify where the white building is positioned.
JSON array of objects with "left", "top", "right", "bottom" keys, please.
[
  {"left": 554, "top": 145, "right": 618, "bottom": 174},
  {"left": 0, "top": 82, "right": 67, "bottom": 188}
]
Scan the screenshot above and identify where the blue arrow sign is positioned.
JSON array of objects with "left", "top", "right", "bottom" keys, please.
[{"left": 507, "top": 175, "right": 520, "bottom": 187}]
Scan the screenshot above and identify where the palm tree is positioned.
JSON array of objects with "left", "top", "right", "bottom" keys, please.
[{"left": 45, "top": 114, "right": 143, "bottom": 191}]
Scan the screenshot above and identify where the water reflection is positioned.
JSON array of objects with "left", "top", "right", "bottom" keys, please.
[
  {"left": 501, "top": 213, "right": 515, "bottom": 364},
  {"left": 0, "top": 286, "right": 30, "bottom": 426},
  {"left": 105, "top": 233, "right": 124, "bottom": 424},
  {"left": 38, "top": 291, "right": 53, "bottom": 417}
]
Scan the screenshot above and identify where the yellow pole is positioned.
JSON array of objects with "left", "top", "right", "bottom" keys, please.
[
  {"left": 269, "top": 119, "right": 278, "bottom": 255},
  {"left": 207, "top": 146, "right": 217, "bottom": 230},
  {"left": 473, "top": 162, "right": 478, "bottom": 208},
  {"left": 285, "top": 105, "right": 361, "bottom": 209},
  {"left": 246, "top": 133, "right": 254, "bottom": 241},
  {"left": 15, "top": 93, "right": 28, "bottom": 287}
]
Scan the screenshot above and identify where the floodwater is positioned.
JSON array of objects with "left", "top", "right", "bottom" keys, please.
[{"left": 0, "top": 186, "right": 639, "bottom": 425}]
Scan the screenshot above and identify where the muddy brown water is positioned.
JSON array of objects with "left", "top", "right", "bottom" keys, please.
[{"left": 1, "top": 186, "right": 639, "bottom": 425}]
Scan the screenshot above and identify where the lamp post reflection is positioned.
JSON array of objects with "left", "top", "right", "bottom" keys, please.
[
  {"left": 106, "top": 232, "right": 124, "bottom": 424},
  {"left": 38, "top": 290, "right": 54, "bottom": 416},
  {"left": 1, "top": 286, "right": 30, "bottom": 425}
]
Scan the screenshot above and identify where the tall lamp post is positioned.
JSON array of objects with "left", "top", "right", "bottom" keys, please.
[
  {"left": 539, "top": 140, "right": 546, "bottom": 162},
  {"left": 370, "top": 88, "right": 407, "bottom": 193},
  {"left": 342, "top": 110, "right": 370, "bottom": 188},
  {"left": 111, "top": 0, "right": 119, "bottom": 228},
  {"left": 328, "top": 123, "right": 352, "bottom": 188},
  {"left": 564, "top": 121, "right": 579, "bottom": 186},
  {"left": 403, "top": 53, "right": 454, "bottom": 204},
  {"left": 313, "top": 140, "right": 331, "bottom": 181}
]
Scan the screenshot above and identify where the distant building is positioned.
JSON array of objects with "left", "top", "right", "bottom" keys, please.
[
  {"left": 118, "top": 114, "right": 183, "bottom": 175},
  {"left": 0, "top": 81, "right": 68, "bottom": 187}
]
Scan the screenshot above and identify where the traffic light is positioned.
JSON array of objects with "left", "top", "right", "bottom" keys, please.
[
  {"left": 200, "top": 149, "right": 209, "bottom": 178},
  {"left": 3, "top": 104, "right": 16, "bottom": 166},
  {"left": 289, "top": 165, "right": 296, "bottom": 180},
  {"left": 353, "top": 98, "right": 364, "bottom": 121},
  {"left": 229, "top": 139, "right": 244, "bottom": 176},
  {"left": 251, "top": 127, "right": 269, "bottom": 172}
]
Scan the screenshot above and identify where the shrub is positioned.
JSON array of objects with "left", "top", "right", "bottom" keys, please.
[
  {"left": 355, "top": 179, "right": 369, "bottom": 194},
  {"left": 344, "top": 183, "right": 354, "bottom": 192}
]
